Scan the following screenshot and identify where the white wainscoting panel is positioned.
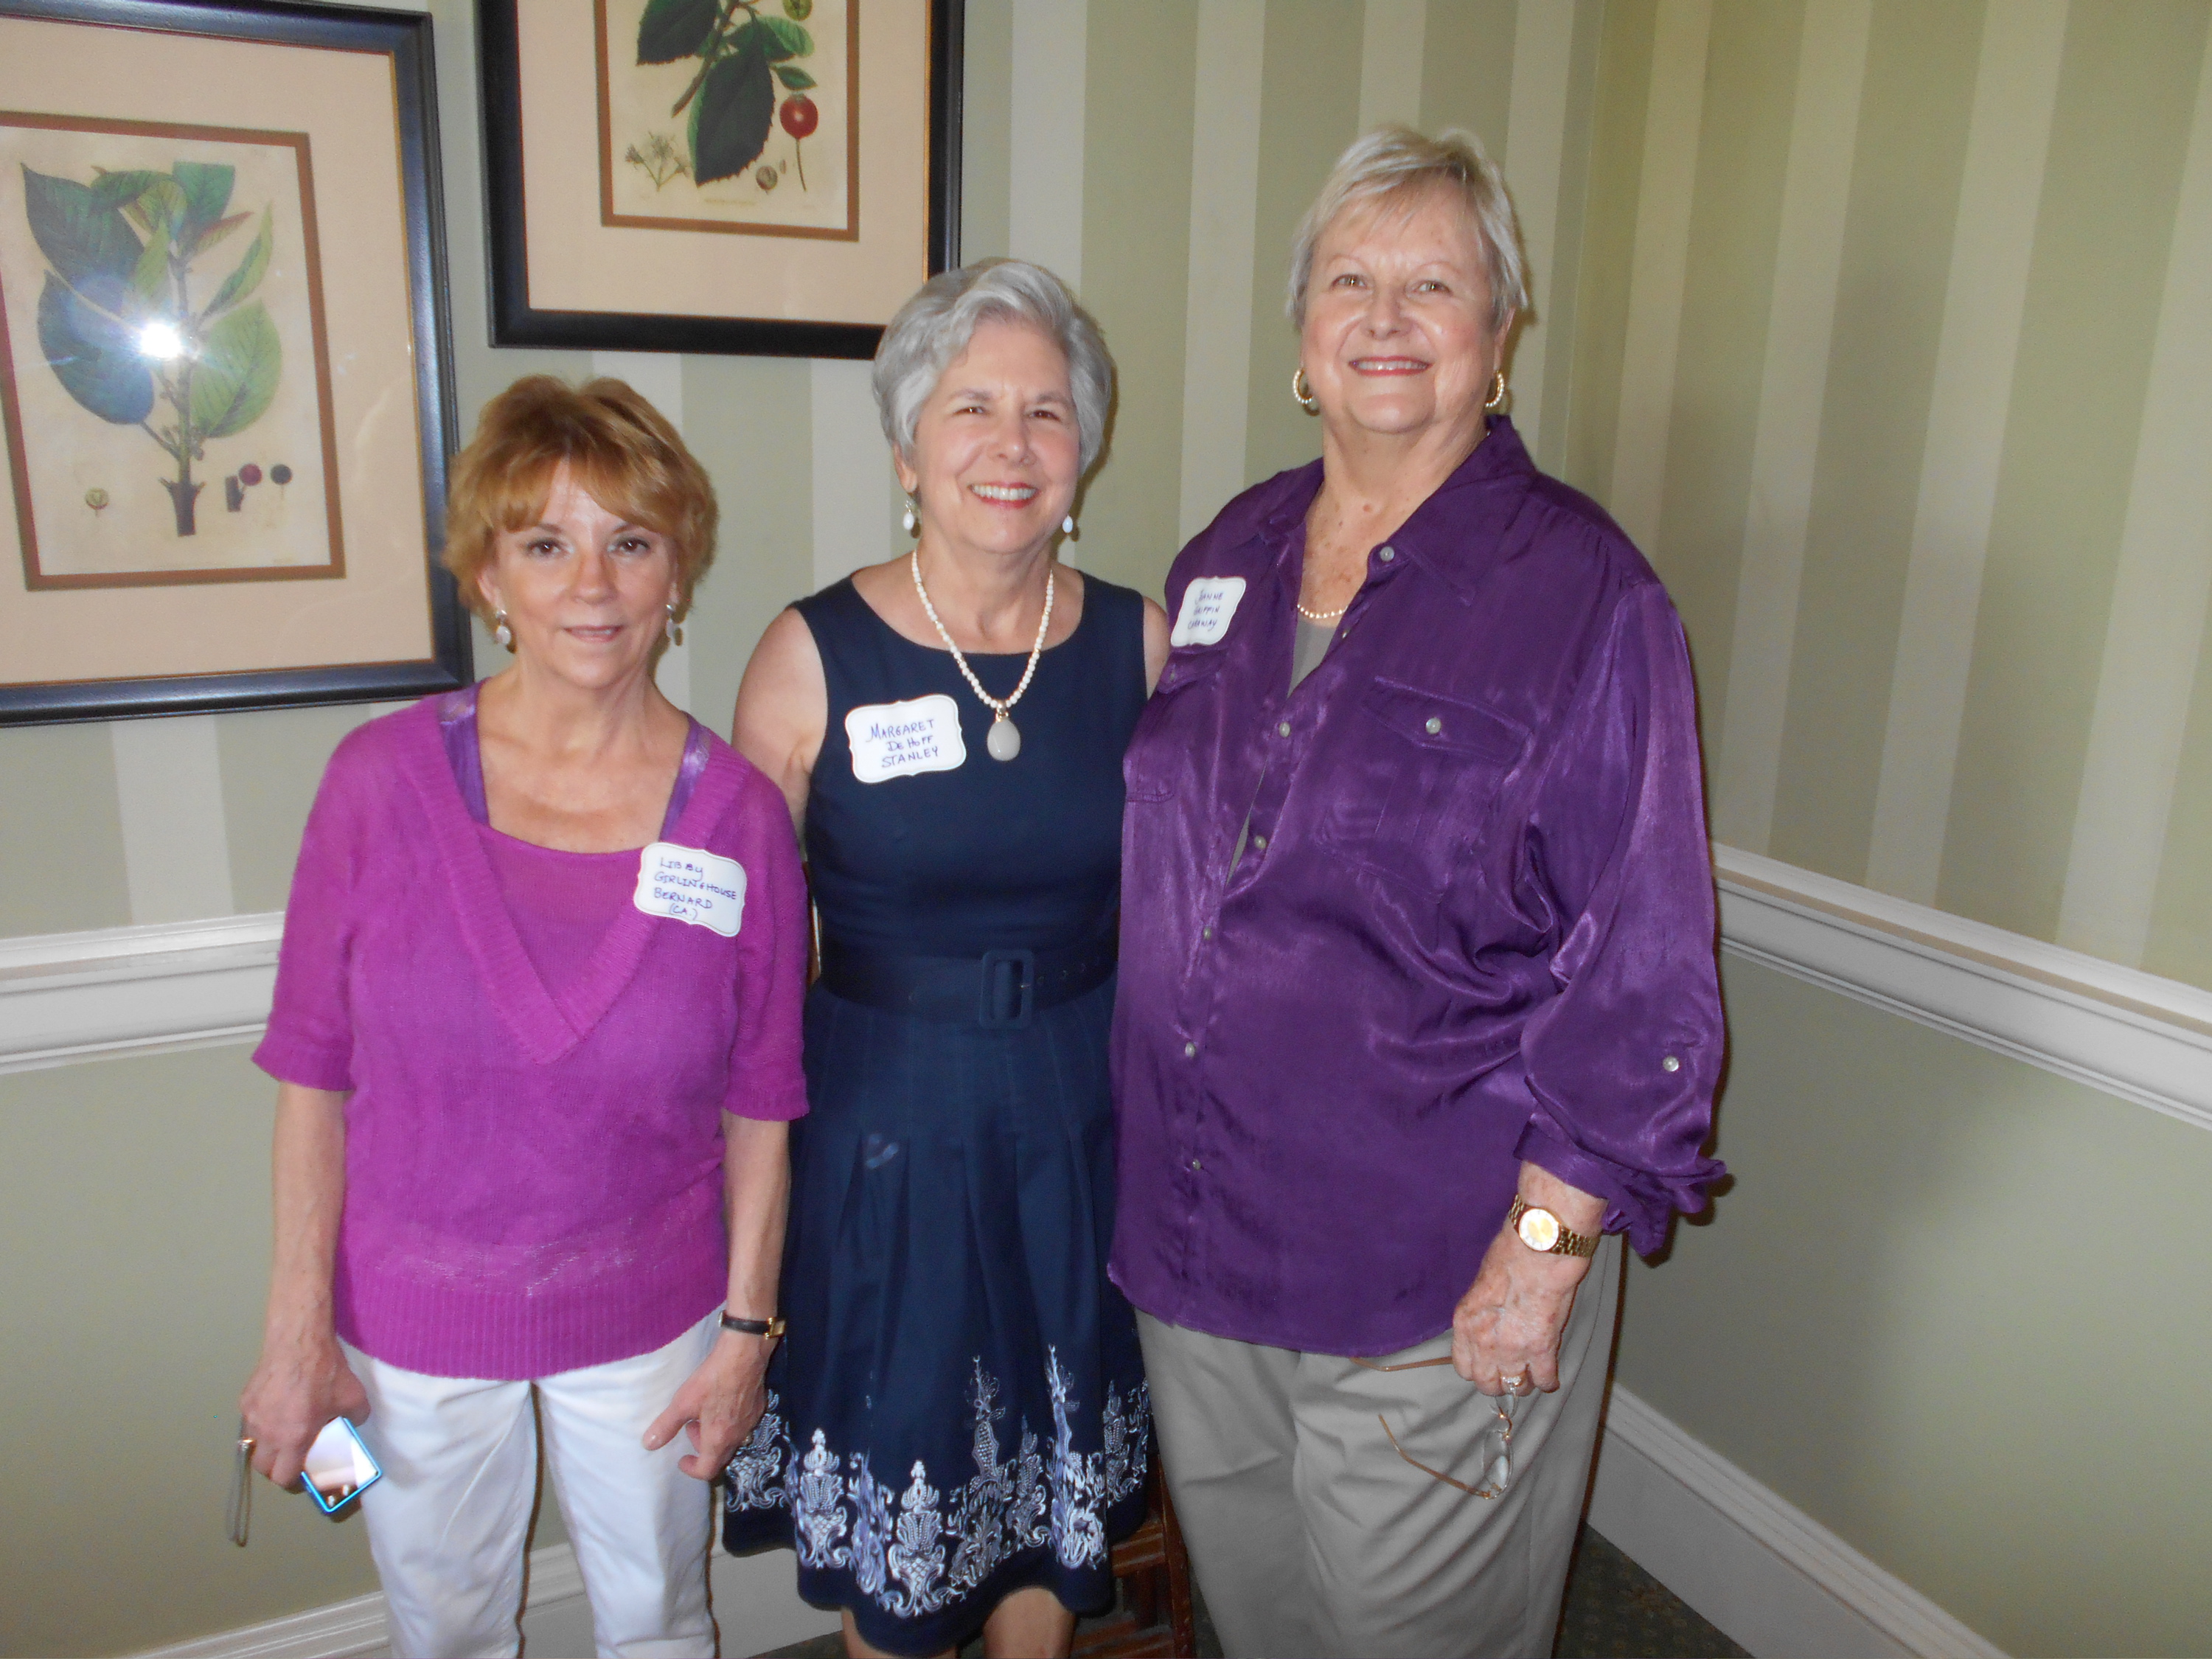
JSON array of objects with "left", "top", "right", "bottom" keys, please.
[{"left": 1590, "top": 1386, "right": 2008, "bottom": 1659}]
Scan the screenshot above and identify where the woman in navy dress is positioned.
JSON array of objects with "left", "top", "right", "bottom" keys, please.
[{"left": 725, "top": 260, "right": 1171, "bottom": 1658}]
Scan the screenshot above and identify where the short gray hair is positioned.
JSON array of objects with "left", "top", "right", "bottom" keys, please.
[
  {"left": 1286, "top": 126, "right": 1528, "bottom": 333},
  {"left": 872, "top": 260, "right": 1114, "bottom": 475}
]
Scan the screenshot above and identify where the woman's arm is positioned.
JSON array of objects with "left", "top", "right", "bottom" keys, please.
[
  {"left": 1449, "top": 1161, "right": 1607, "bottom": 1392},
  {"left": 240, "top": 1082, "right": 368, "bottom": 1488},
  {"left": 1141, "top": 596, "right": 1171, "bottom": 693},
  {"left": 732, "top": 607, "right": 827, "bottom": 833},
  {"left": 644, "top": 1113, "right": 790, "bottom": 1478}
]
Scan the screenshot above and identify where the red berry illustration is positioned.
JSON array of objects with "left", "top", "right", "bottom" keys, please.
[
  {"left": 780, "top": 94, "right": 818, "bottom": 192},
  {"left": 239, "top": 464, "right": 263, "bottom": 486}
]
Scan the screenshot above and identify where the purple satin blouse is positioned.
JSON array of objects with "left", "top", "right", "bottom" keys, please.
[{"left": 1109, "top": 418, "right": 1726, "bottom": 1357}]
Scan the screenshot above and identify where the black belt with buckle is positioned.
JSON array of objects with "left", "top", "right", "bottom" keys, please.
[{"left": 817, "top": 935, "right": 1117, "bottom": 1029}]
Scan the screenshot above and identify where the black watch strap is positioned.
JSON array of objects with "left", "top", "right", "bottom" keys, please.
[{"left": 720, "top": 1312, "right": 787, "bottom": 1340}]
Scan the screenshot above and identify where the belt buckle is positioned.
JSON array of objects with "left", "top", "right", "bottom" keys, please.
[{"left": 978, "top": 947, "right": 1036, "bottom": 1029}]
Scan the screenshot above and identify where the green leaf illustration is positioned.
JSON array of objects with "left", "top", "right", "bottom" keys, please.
[
  {"left": 173, "top": 161, "right": 234, "bottom": 237},
  {"left": 187, "top": 211, "right": 251, "bottom": 259},
  {"left": 130, "top": 221, "right": 173, "bottom": 310},
  {"left": 89, "top": 168, "right": 165, "bottom": 208},
  {"left": 773, "top": 64, "right": 817, "bottom": 90},
  {"left": 636, "top": 0, "right": 719, "bottom": 63},
  {"left": 135, "top": 177, "right": 189, "bottom": 243},
  {"left": 36, "top": 273, "right": 155, "bottom": 425},
  {"left": 757, "top": 15, "right": 813, "bottom": 60},
  {"left": 689, "top": 33, "right": 774, "bottom": 184},
  {"left": 206, "top": 209, "right": 273, "bottom": 317},
  {"left": 190, "top": 301, "right": 281, "bottom": 439},
  {"left": 21, "top": 167, "right": 142, "bottom": 285}
]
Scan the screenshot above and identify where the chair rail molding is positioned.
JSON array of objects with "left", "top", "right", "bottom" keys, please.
[
  {"left": 7, "top": 850, "right": 2211, "bottom": 1138},
  {"left": 0, "top": 912, "right": 281, "bottom": 1075},
  {"left": 1715, "top": 845, "right": 2212, "bottom": 1135}
]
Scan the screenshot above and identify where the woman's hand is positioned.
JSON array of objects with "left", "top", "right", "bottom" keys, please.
[
  {"left": 240, "top": 1331, "right": 369, "bottom": 1490},
  {"left": 646, "top": 1332, "right": 775, "bottom": 1480},
  {"left": 1450, "top": 1163, "right": 1605, "bottom": 1394},
  {"left": 243, "top": 1082, "right": 360, "bottom": 1489}
]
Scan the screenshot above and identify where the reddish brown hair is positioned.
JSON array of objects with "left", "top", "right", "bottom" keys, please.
[{"left": 444, "top": 377, "right": 717, "bottom": 619}]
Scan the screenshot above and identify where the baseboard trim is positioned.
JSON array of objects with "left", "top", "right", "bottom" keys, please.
[
  {"left": 129, "top": 1391, "right": 2000, "bottom": 1659},
  {"left": 127, "top": 1539, "right": 838, "bottom": 1659},
  {"left": 1589, "top": 1385, "right": 2007, "bottom": 1659}
]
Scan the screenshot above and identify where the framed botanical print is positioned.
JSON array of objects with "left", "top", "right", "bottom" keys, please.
[
  {"left": 481, "top": 0, "right": 964, "bottom": 358},
  {"left": 0, "top": 0, "right": 466, "bottom": 725}
]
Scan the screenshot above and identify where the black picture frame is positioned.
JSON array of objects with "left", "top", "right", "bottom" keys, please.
[
  {"left": 479, "top": 0, "right": 963, "bottom": 358},
  {"left": 0, "top": 0, "right": 467, "bottom": 726}
]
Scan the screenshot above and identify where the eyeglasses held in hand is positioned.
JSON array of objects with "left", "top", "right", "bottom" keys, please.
[{"left": 1349, "top": 1353, "right": 1521, "bottom": 1500}]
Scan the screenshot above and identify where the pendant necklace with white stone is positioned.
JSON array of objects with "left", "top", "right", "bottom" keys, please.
[{"left": 911, "top": 547, "right": 1054, "bottom": 762}]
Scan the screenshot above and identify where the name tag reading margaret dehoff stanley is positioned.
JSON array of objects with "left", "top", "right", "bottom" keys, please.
[
  {"left": 1169, "top": 576, "right": 1246, "bottom": 647},
  {"left": 846, "top": 693, "right": 968, "bottom": 784},
  {"left": 633, "top": 843, "right": 748, "bottom": 936}
]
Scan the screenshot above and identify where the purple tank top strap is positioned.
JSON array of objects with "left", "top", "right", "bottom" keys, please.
[
  {"left": 661, "top": 721, "right": 710, "bottom": 838},
  {"left": 437, "top": 684, "right": 490, "bottom": 824}
]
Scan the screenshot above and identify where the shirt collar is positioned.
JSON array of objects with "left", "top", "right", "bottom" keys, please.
[{"left": 1251, "top": 416, "right": 1538, "bottom": 607}]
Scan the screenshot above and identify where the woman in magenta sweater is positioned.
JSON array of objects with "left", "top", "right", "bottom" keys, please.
[{"left": 239, "top": 377, "right": 808, "bottom": 1658}]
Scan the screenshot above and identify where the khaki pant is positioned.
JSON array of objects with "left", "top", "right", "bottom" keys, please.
[{"left": 1138, "top": 1238, "right": 1620, "bottom": 1659}]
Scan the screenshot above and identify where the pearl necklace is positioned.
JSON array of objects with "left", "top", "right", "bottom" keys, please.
[
  {"left": 1294, "top": 596, "right": 1351, "bottom": 622},
  {"left": 910, "top": 549, "right": 1054, "bottom": 762}
]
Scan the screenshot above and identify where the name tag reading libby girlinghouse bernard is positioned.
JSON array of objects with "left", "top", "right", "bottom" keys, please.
[
  {"left": 846, "top": 693, "right": 967, "bottom": 784},
  {"left": 1170, "top": 577, "right": 1245, "bottom": 647},
  {"left": 634, "top": 843, "right": 747, "bottom": 936}
]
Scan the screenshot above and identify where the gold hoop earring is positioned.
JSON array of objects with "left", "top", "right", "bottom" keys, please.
[
  {"left": 1292, "top": 367, "right": 1320, "bottom": 415},
  {"left": 1484, "top": 370, "right": 1508, "bottom": 411}
]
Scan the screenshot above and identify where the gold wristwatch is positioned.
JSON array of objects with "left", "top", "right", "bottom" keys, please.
[{"left": 1506, "top": 1196, "right": 1598, "bottom": 1258}]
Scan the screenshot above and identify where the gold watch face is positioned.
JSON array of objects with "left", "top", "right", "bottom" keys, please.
[{"left": 1517, "top": 1206, "right": 1562, "bottom": 1252}]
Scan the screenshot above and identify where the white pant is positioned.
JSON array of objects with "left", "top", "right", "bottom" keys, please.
[{"left": 344, "top": 1312, "right": 720, "bottom": 1659}]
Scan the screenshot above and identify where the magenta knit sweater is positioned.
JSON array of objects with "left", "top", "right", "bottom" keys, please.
[{"left": 254, "top": 695, "right": 809, "bottom": 1380}]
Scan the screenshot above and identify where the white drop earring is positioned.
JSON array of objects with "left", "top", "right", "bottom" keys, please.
[
  {"left": 1062, "top": 513, "right": 1076, "bottom": 536},
  {"left": 664, "top": 602, "right": 682, "bottom": 647},
  {"left": 493, "top": 608, "right": 513, "bottom": 650},
  {"left": 902, "top": 495, "right": 919, "bottom": 535}
]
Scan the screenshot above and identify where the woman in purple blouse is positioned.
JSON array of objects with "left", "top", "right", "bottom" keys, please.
[
  {"left": 240, "top": 378, "right": 808, "bottom": 1658},
  {"left": 1113, "top": 129, "right": 1728, "bottom": 1657}
]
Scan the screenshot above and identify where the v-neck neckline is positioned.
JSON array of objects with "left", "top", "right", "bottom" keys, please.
[{"left": 403, "top": 697, "right": 739, "bottom": 1065}]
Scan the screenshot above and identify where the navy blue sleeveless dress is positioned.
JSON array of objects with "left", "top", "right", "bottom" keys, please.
[{"left": 723, "top": 573, "right": 1152, "bottom": 1655}]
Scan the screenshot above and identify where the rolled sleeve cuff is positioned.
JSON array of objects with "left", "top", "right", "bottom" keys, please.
[
  {"left": 252, "top": 1032, "right": 353, "bottom": 1093},
  {"left": 1514, "top": 1116, "right": 1721, "bottom": 1257}
]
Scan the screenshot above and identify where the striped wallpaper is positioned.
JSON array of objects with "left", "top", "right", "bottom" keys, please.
[{"left": 4, "top": 0, "right": 2209, "bottom": 1003}]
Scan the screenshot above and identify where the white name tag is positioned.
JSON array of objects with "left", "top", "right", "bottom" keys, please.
[
  {"left": 1169, "top": 576, "right": 1246, "bottom": 647},
  {"left": 633, "top": 843, "right": 747, "bottom": 937},
  {"left": 846, "top": 693, "right": 967, "bottom": 784}
]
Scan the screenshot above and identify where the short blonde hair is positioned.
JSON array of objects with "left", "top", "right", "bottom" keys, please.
[
  {"left": 1287, "top": 126, "right": 1528, "bottom": 333},
  {"left": 444, "top": 377, "right": 717, "bottom": 619}
]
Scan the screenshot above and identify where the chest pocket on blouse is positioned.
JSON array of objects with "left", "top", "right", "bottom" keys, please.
[
  {"left": 1125, "top": 650, "right": 1228, "bottom": 803},
  {"left": 1317, "top": 677, "right": 1528, "bottom": 893}
]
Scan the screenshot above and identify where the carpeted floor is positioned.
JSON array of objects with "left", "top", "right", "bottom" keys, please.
[{"left": 748, "top": 1523, "right": 1750, "bottom": 1658}]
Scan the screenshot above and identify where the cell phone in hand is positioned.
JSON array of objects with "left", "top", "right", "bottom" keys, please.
[{"left": 299, "top": 1416, "right": 382, "bottom": 1514}]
